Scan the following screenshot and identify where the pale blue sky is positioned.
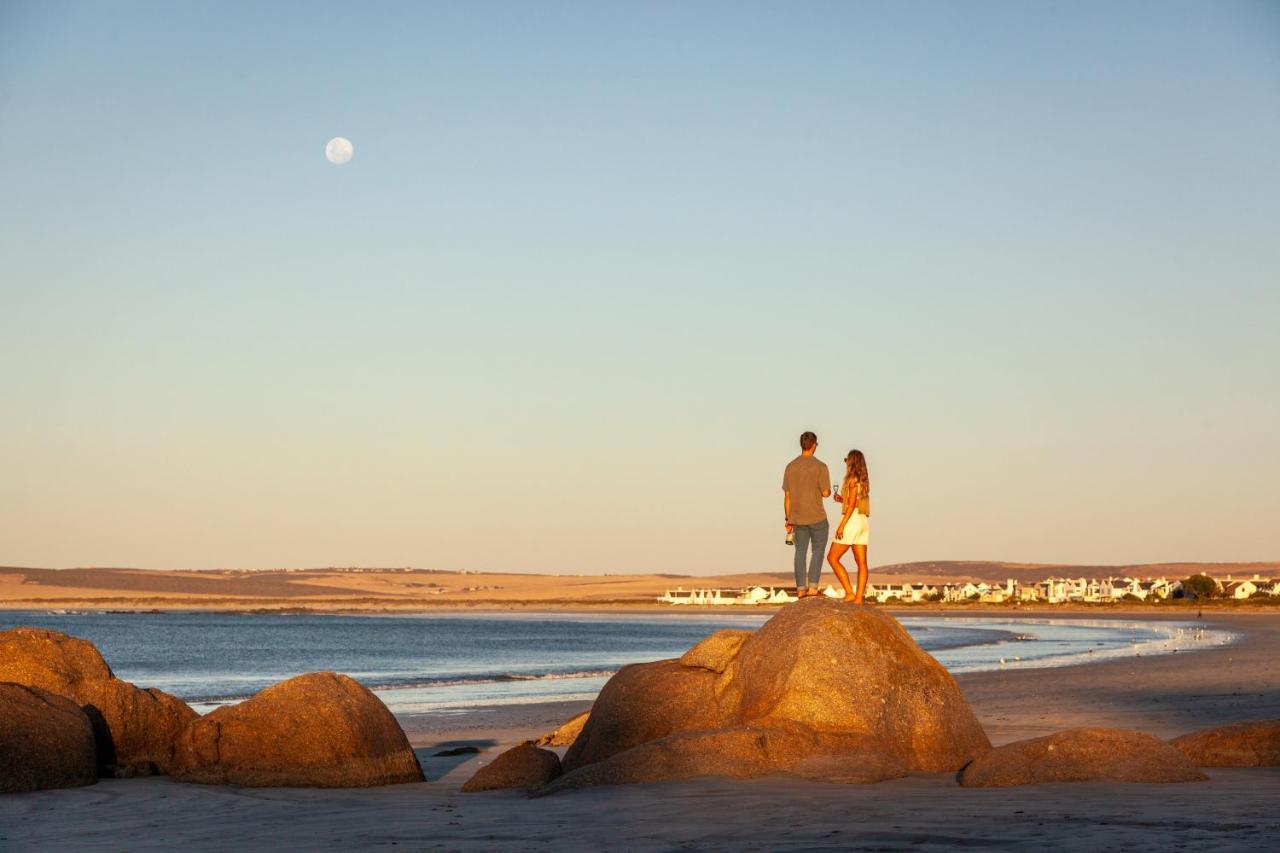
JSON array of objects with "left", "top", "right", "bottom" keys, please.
[{"left": 2, "top": 1, "right": 1277, "bottom": 572}]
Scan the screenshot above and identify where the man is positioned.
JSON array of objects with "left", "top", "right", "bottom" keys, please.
[{"left": 782, "top": 431, "right": 832, "bottom": 598}]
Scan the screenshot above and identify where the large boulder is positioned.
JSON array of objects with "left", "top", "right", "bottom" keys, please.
[
  {"left": 535, "top": 710, "right": 591, "bottom": 747},
  {"left": 1169, "top": 720, "right": 1280, "bottom": 767},
  {"left": 725, "top": 601, "right": 990, "bottom": 772},
  {"left": 960, "top": 728, "right": 1208, "bottom": 787},
  {"left": 0, "top": 628, "right": 196, "bottom": 776},
  {"left": 551, "top": 599, "right": 990, "bottom": 791},
  {"left": 171, "top": 672, "right": 424, "bottom": 787},
  {"left": 543, "top": 725, "right": 907, "bottom": 794},
  {"left": 462, "top": 743, "right": 562, "bottom": 792},
  {"left": 0, "top": 683, "right": 98, "bottom": 794},
  {"left": 562, "top": 660, "right": 727, "bottom": 771}
]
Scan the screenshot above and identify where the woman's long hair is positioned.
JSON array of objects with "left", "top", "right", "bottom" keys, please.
[{"left": 845, "top": 449, "right": 869, "bottom": 503}]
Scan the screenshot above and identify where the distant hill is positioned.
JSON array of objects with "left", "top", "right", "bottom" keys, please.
[
  {"left": 1, "top": 561, "right": 1276, "bottom": 611},
  {"left": 865, "top": 561, "right": 1280, "bottom": 584}
]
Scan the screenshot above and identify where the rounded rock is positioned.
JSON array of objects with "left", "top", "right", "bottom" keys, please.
[
  {"left": 1169, "top": 720, "right": 1280, "bottom": 767},
  {"left": 726, "top": 599, "right": 991, "bottom": 772},
  {"left": 1, "top": 682, "right": 98, "bottom": 794},
  {"left": 462, "top": 743, "right": 562, "bottom": 793},
  {"left": 960, "top": 728, "right": 1209, "bottom": 787},
  {"left": 170, "top": 671, "right": 423, "bottom": 788}
]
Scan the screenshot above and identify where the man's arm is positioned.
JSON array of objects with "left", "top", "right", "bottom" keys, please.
[
  {"left": 783, "top": 489, "right": 792, "bottom": 529},
  {"left": 820, "top": 464, "right": 832, "bottom": 498}
]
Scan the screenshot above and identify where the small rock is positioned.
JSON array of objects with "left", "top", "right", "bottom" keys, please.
[
  {"left": 1169, "top": 720, "right": 1280, "bottom": 767},
  {"left": 535, "top": 711, "right": 590, "bottom": 747},
  {"left": 462, "top": 743, "right": 561, "bottom": 793},
  {"left": 960, "top": 728, "right": 1208, "bottom": 787}
]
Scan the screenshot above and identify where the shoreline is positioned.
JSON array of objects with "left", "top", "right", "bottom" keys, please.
[
  {"left": 3, "top": 610, "right": 1278, "bottom": 850},
  {"left": 3, "top": 599, "right": 1278, "bottom": 616},
  {"left": 3, "top": 608, "right": 1241, "bottom": 717},
  {"left": 395, "top": 610, "right": 1264, "bottom": 747}
]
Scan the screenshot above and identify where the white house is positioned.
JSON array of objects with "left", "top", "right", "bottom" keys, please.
[{"left": 1223, "top": 580, "right": 1259, "bottom": 600}]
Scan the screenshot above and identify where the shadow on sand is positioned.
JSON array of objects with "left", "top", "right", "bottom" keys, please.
[{"left": 416, "top": 738, "right": 497, "bottom": 782}]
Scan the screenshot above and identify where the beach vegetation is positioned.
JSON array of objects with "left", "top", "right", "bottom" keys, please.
[{"left": 1182, "top": 574, "right": 1219, "bottom": 600}]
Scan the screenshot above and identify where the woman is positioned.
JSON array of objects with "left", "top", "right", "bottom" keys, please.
[{"left": 827, "top": 449, "right": 871, "bottom": 603}]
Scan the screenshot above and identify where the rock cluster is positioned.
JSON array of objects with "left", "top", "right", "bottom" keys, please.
[
  {"left": 0, "top": 628, "right": 196, "bottom": 776},
  {"left": 171, "top": 672, "right": 424, "bottom": 788},
  {"left": 547, "top": 599, "right": 990, "bottom": 792},
  {"left": 1, "top": 628, "right": 423, "bottom": 793},
  {"left": 13, "top": 614, "right": 1280, "bottom": 799}
]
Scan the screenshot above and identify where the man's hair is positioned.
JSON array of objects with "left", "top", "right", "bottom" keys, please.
[{"left": 799, "top": 431, "right": 818, "bottom": 451}]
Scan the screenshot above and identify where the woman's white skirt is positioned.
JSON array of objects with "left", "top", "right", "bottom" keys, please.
[{"left": 834, "top": 512, "right": 870, "bottom": 546}]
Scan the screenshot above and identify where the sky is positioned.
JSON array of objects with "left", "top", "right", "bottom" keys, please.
[{"left": 1, "top": 1, "right": 1277, "bottom": 574}]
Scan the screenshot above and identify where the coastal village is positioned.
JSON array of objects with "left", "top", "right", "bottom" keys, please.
[{"left": 658, "top": 574, "right": 1280, "bottom": 606}]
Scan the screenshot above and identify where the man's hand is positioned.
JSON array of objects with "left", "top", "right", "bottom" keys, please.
[{"left": 784, "top": 523, "right": 795, "bottom": 533}]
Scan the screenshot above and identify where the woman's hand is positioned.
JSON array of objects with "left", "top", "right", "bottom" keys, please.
[
  {"left": 836, "top": 525, "right": 846, "bottom": 540},
  {"left": 833, "top": 493, "right": 843, "bottom": 503}
]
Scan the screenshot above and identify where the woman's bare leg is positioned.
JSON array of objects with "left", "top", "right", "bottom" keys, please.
[
  {"left": 826, "top": 543, "right": 856, "bottom": 600},
  {"left": 852, "top": 544, "right": 869, "bottom": 604}
]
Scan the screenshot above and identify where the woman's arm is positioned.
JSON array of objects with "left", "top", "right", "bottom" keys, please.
[{"left": 836, "top": 477, "right": 856, "bottom": 535}]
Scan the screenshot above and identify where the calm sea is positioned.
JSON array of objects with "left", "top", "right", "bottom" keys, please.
[{"left": 0, "top": 610, "right": 1233, "bottom": 715}]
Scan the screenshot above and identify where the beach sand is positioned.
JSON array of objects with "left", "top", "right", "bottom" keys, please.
[{"left": 3, "top": 612, "right": 1278, "bottom": 851}]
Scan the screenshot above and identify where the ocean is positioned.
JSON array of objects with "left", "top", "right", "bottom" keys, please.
[{"left": 0, "top": 610, "right": 1233, "bottom": 715}]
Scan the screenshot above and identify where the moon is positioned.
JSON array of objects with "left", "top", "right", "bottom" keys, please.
[{"left": 325, "top": 137, "right": 353, "bottom": 165}]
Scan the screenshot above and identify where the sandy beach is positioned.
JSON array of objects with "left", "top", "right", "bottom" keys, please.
[{"left": 3, "top": 610, "right": 1278, "bottom": 851}]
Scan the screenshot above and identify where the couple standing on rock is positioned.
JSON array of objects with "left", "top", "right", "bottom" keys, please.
[{"left": 782, "top": 431, "right": 871, "bottom": 603}]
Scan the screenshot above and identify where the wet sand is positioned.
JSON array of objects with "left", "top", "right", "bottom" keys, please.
[{"left": 2, "top": 612, "right": 1278, "bottom": 851}]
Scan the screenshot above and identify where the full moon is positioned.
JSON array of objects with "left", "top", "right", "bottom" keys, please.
[{"left": 325, "top": 137, "right": 354, "bottom": 165}]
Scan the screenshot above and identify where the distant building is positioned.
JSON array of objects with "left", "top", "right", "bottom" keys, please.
[{"left": 656, "top": 572, "right": 1273, "bottom": 607}]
